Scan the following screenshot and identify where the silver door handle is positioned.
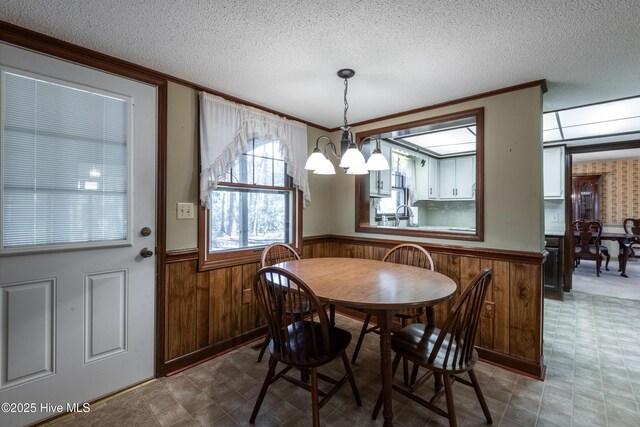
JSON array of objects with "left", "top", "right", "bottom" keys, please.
[{"left": 140, "top": 248, "right": 154, "bottom": 258}]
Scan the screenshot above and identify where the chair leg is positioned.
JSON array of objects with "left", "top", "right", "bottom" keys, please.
[
  {"left": 310, "top": 368, "right": 320, "bottom": 427},
  {"left": 443, "top": 374, "right": 457, "bottom": 427},
  {"left": 329, "top": 304, "right": 335, "bottom": 326},
  {"left": 409, "top": 362, "right": 420, "bottom": 387},
  {"left": 256, "top": 332, "right": 270, "bottom": 363},
  {"left": 468, "top": 369, "right": 492, "bottom": 424},
  {"left": 434, "top": 373, "right": 443, "bottom": 392},
  {"left": 341, "top": 351, "right": 362, "bottom": 406},
  {"left": 250, "top": 357, "right": 277, "bottom": 423},
  {"left": 604, "top": 252, "right": 610, "bottom": 271},
  {"left": 351, "top": 314, "right": 371, "bottom": 364}
]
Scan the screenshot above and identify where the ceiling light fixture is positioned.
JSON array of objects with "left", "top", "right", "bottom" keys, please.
[{"left": 304, "top": 69, "right": 390, "bottom": 175}]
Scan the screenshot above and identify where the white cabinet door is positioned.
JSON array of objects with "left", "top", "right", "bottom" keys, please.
[
  {"left": 427, "top": 157, "right": 439, "bottom": 199},
  {"left": 544, "top": 146, "right": 564, "bottom": 198},
  {"left": 455, "top": 156, "right": 475, "bottom": 198},
  {"left": 438, "top": 156, "right": 475, "bottom": 199},
  {"left": 369, "top": 142, "right": 392, "bottom": 197},
  {"left": 415, "top": 156, "right": 428, "bottom": 200},
  {"left": 415, "top": 155, "right": 438, "bottom": 200},
  {"left": 439, "top": 158, "right": 457, "bottom": 199}
]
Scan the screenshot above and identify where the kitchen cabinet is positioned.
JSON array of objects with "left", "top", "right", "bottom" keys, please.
[
  {"left": 543, "top": 146, "right": 564, "bottom": 199},
  {"left": 572, "top": 174, "right": 601, "bottom": 221},
  {"left": 427, "top": 157, "right": 438, "bottom": 199},
  {"left": 368, "top": 141, "right": 392, "bottom": 198},
  {"left": 415, "top": 155, "right": 439, "bottom": 200},
  {"left": 544, "top": 235, "right": 564, "bottom": 293},
  {"left": 438, "top": 156, "right": 475, "bottom": 199}
]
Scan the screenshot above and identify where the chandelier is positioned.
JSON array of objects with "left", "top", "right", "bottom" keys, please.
[{"left": 304, "top": 69, "right": 390, "bottom": 175}]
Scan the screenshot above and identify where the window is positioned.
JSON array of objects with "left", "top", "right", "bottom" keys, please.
[
  {"left": 355, "top": 108, "right": 483, "bottom": 241},
  {"left": 201, "top": 138, "right": 300, "bottom": 268},
  {"left": 374, "top": 151, "right": 414, "bottom": 223},
  {"left": 1, "top": 69, "right": 130, "bottom": 252}
]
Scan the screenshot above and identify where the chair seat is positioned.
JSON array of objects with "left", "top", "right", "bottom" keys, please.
[
  {"left": 270, "top": 320, "right": 352, "bottom": 367},
  {"left": 394, "top": 308, "right": 425, "bottom": 320},
  {"left": 392, "top": 323, "right": 478, "bottom": 374},
  {"left": 574, "top": 244, "right": 608, "bottom": 253}
]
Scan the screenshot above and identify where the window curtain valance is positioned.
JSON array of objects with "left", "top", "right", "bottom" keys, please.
[{"left": 199, "top": 92, "right": 310, "bottom": 207}]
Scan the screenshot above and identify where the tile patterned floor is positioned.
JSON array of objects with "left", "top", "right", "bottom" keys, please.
[{"left": 49, "top": 292, "right": 640, "bottom": 426}]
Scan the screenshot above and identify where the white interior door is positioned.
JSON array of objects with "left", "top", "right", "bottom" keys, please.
[{"left": 0, "top": 43, "right": 156, "bottom": 427}]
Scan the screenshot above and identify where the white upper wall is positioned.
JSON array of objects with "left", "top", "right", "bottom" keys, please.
[
  {"left": 166, "top": 83, "right": 544, "bottom": 253},
  {"left": 310, "top": 86, "right": 544, "bottom": 252}
]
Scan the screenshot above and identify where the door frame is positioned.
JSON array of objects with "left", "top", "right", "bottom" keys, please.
[
  {"left": 0, "top": 22, "right": 169, "bottom": 377},
  {"left": 564, "top": 139, "right": 640, "bottom": 292}
]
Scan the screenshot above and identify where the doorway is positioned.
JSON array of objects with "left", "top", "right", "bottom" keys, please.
[{"left": 567, "top": 146, "right": 640, "bottom": 299}]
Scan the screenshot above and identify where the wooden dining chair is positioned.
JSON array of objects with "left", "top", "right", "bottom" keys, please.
[
  {"left": 250, "top": 266, "right": 361, "bottom": 427},
  {"left": 351, "top": 243, "right": 435, "bottom": 384},
  {"left": 372, "top": 268, "right": 493, "bottom": 427},
  {"left": 623, "top": 218, "right": 640, "bottom": 259},
  {"left": 573, "top": 220, "right": 609, "bottom": 276},
  {"left": 256, "top": 243, "right": 301, "bottom": 362}
]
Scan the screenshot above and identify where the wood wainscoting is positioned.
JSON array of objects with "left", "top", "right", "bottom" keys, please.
[{"left": 162, "top": 236, "right": 545, "bottom": 378}]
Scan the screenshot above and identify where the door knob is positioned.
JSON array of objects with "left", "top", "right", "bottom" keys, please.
[{"left": 140, "top": 247, "right": 154, "bottom": 258}]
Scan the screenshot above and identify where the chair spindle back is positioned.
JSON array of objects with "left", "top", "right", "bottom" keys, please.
[
  {"left": 428, "top": 268, "right": 492, "bottom": 369},
  {"left": 382, "top": 243, "right": 434, "bottom": 271},
  {"left": 253, "top": 267, "right": 330, "bottom": 364},
  {"left": 261, "top": 243, "right": 300, "bottom": 267}
]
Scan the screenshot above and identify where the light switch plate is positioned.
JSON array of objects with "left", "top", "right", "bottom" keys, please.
[{"left": 177, "top": 202, "right": 194, "bottom": 220}]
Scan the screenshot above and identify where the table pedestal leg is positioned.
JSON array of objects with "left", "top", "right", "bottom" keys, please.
[{"left": 377, "top": 310, "right": 394, "bottom": 426}]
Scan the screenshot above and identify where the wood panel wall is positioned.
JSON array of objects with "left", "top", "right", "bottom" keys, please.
[{"left": 162, "top": 236, "right": 544, "bottom": 377}]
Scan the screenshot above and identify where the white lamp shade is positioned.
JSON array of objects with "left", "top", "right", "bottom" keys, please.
[
  {"left": 339, "top": 146, "right": 366, "bottom": 168},
  {"left": 313, "top": 156, "right": 336, "bottom": 175},
  {"left": 346, "top": 162, "right": 369, "bottom": 175},
  {"left": 366, "top": 151, "right": 390, "bottom": 171},
  {"left": 304, "top": 150, "right": 326, "bottom": 170}
]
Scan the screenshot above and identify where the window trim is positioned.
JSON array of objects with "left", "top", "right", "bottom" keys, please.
[
  {"left": 355, "top": 107, "right": 484, "bottom": 241},
  {"left": 198, "top": 181, "right": 303, "bottom": 271}
]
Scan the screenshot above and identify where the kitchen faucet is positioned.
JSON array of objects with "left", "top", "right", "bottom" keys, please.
[{"left": 395, "top": 204, "right": 414, "bottom": 226}]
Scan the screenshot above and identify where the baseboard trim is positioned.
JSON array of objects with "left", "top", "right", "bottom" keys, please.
[
  {"left": 161, "top": 327, "right": 267, "bottom": 375},
  {"left": 476, "top": 347, "right": 544, "bottom": 379}
]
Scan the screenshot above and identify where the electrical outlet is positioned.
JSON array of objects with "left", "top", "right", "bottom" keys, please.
[
  {"left": 242, "top": 289, "right": 251, "bottom": 304},
  {"left": 177, "top": 202, "right": 194, "bottom": 220},
  {"left": 483, "top": 301, "right": 495, "bottom": 318}
]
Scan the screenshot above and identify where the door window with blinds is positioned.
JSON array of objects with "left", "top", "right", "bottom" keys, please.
[{"left": 0, "top": 69, "right": 131, "bottom": 252}]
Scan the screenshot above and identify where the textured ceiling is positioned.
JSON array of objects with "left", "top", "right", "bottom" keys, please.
[{"left": 2, "top": 1, "right": 640, "bottom": 129}]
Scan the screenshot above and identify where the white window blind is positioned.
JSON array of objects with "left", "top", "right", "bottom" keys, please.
[{"left": 1, "top": 70, "right": 130, "bottom": 250}]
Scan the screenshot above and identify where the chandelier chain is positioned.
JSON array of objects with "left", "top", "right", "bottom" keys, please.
[{"left": 343, "top": 77, "right": 349, "bottom": 128}]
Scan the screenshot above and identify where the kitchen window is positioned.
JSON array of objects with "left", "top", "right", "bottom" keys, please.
[{"left": 373, "top": 151, "right": 415, "bottom": 224}]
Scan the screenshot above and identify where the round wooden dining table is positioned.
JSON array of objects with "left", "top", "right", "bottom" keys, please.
[{"left": 275, "top": 257, "right": 458, "bottom": 427}]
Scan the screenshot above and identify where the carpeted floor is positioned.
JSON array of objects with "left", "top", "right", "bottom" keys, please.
[{"left": 572, "top": 258, "right": 640, "bottom": 300}]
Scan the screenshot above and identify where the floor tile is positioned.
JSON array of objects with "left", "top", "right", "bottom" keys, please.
[{"left": 44, "top": 283, "right": 640, "bottom": 427}]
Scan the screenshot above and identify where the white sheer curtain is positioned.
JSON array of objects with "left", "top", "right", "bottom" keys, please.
[{"left": 199, "top": 92, "right": 310, "bottom": 207}]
